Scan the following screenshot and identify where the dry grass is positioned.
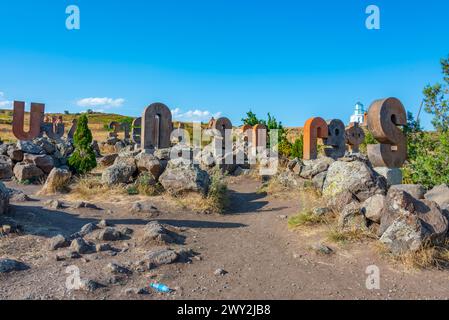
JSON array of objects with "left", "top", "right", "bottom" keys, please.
[
  {"left": 376, "top": 240, "right": 449, "bottom": 270},
  {"left": 288, "top": 210, "right": 331, "bottom": 229},
  {"left": 171, "top": 171, "right": 230, "bottom": 214},
  {"left": 326, "top": 226, "right": 377, "bottom": 244},
  {"left": 66, "top": 174, "right": 127, "bottom": 201}
]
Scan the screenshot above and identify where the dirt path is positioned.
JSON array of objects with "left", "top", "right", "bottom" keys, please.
[{"left": 1, "top": 177, "right": 449, "bottom": 300}]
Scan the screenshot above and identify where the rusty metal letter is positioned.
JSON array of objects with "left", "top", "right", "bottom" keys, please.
[{"left": 12, "top": 101, "right": 45, "bottom": 141}]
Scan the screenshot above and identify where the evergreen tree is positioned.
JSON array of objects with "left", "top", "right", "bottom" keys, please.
[{"left": 68, "top": 114, "right": 97, "bottom": 174}]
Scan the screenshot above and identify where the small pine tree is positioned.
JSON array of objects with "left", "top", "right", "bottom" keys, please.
[{"left": 68, "top": 114, "right": 97, "bottom": 174}]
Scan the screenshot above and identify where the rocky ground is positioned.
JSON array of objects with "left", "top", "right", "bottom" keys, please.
[{"left": 2, "top": 176, "right": 449, "bottom": 300}]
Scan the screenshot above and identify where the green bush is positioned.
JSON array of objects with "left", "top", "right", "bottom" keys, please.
[
  {"left": 290, "top": 136, "right": 304, "bottom": 159},
  {"left": 68, "top": 114, "right": 97, "bottom": 174}
]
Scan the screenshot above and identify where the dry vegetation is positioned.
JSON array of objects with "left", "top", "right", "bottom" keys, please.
[{"left": 375, "top": 240, "right": 449, "bottom": 270}]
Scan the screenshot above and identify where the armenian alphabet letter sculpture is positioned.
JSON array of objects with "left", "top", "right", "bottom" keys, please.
[
  {"left": 345, "top": 122, "right": 365, "bottom": 153},
  {"left": 366, "top": 98, "right": 407, "bottom": 168},
  {"left": 131, "top": 117, "right": 142, "bottom": 145},
  {"left": 12, "top": 101, "right": 45, "bottom": 141},
  {"left": 141, "top": 103, "right": 173, "bottom": 150},
  {"left": 323, "top": 119, "right": 346, "bottom": 159},
  {"left": 303, "top": 117, "right": 329, "bottom": 160}
]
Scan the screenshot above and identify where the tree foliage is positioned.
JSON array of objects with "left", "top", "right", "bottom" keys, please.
[{"left": 68, "top": 114, "right": 97, "bottom": 174}]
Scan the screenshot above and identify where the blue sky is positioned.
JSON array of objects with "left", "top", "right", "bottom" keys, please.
[{"left": 0, "top": 0, "right": 448, "bottom": 129}]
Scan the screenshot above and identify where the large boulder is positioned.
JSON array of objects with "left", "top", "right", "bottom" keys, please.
[
  {"left": 39, "top": 168, "right": 72, "bottom": 195},
  {"left": 0, "top": 155, "right": 13, "bottom": 180},
  {"left": 102, "top": 163, "right": 136, "bottom": 185},
  {"left": 323, "top": 160, "right": 386, "bottom": 203},
  {"left": 425, "top": 184, "right": 449, "bottom": 210},
  {"left": 23, "top": 154, "right": 55, "bottom": 174},
  {"left": 136, "top": 151, "right": 163, "bottom": 180},
  {"left": 16, "top": 140, "right": 44, "bottom": 155},
  {"left": 379, "top": 189, "right": 449, "bottom": 255},
  {"left": 159, "top": 159, "right": 210, "bottom": 195},
  {"left": 0, "top": 181, "right": 10, "bottom": 214},
  {"left": 13, "top": 162, "right": 44, "bottom": 182}
]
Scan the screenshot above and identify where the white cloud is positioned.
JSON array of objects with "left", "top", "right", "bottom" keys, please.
[
  {"left": 0, "top": 91, "right": 12, "bottom": 108},
  {"left": 76, "top": 97, "right": 125, "bottom": 110},
  {"left": 171, "top": 108, "right": 222, "bottom": 123}
]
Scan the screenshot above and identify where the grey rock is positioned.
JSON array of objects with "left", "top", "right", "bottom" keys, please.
[
  {"left": 13, "top": 162, "right": 44, "bottom": 182},
  {"left": 23, "top": 154, "right": 54, "bottom": 174},
  {"left": 300, "top": 157, "right": 334, "bottom": 179},
  {"left": 159, "top": 159, "right": 210, "bottom": 195},
  {"left": 96, "top": 243, "right": 112, "bottom": 252},
  {"left": 147, "top": 249, "right": 178, "bottom": 268},
  {"left": 361, "top": 194, "right": 386, "bottom": 224},
  {"left": 311, "top": 243, "right": 333, "bottom": 255},
  {"left": 70, "top": 238, "right": 95, "bottom": 254},
  {"left": 102, "top": 163, "right": 137, "bottom": 185},
  {"left": 7, "top": 188, "right": 30, "bottom": 202},
  {"left": 48, "top": 235, "right": 69, "bottom": 251},
  {"left": 97, "top": 219, "right": 109, "bottom": 228},
  {"left": 390, "top": 184, "right": 426, "bottom": 200},
  {"left": 45, "top": 199, "right": 63, "bottom": 210},
  {"left": 323, "top": 160, "right": 386, "bottom": 203},
  {"left": 106, "top": 262, "right": 132, "bottom": 275},
  {"left": 214, "top": 268, "right": 228, "bottom": 276},
  {"left": 0, "top": 156, "right": 13, "bottom": 180},
  {"left": 79, "top": 279, "right": 104, "bottom": 292},
  {"left": 98, "top": 154, "right": 119, "bottom": 167},
  {"left": 339, "top": 202, "right": 366, "bottom": 229},
  {"left": 16, "top": 140, "right": 44, "bottom": 155},
  {"left": 39, "top": 168, "right": 71, "bottom": 195},
  {"left": 97, "top": 227, "right": 122, "bottom": 241},
  {"left": 425, "top": 184, "right": 449, "bottom": 210},
  {"left": 140, "top": 221, "right": 174, "bottom": 244},
  {"left": 0, "top": 259, "right": 29, "bottom": 273},
  {"left": 154, "top": 148, "right": 171, "bottom": 161},
  {"left": 79, "top": 223, "right": 98, "bottom": 236},
  {"left": 136, "top": 151, "right": 163, "bottom": 180},
  {"left": 379, "top": 189, "right": 449, "bottom": 255},
  {"left": 312, "top": 171, "right": 327, "bottom": 191},
  {"left": 131, "top": 202, "right": 158, "bottom": 214},
  {"left": 7, "top": 145, "right": 24, "bottom": 162}
]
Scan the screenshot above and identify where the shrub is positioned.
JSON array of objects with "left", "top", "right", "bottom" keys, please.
[
  {"left": 206, "top": 170, "right": 229, "bottom": 214},
  {"left": 133, "top": 172, "right": 164, "bottom": 196},
  {"left": 68, "top": 114, "right": 97, "bottom": 174},
  {"left": 290, "top": 136, "right": 303, "bottom": 159}
]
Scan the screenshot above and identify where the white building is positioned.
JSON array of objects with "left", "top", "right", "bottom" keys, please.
[{"left": 350, "top": 102, "right": 365, "bottom": 124}]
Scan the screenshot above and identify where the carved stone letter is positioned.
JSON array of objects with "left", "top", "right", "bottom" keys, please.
[
  {"left": 141, "top": 103, "right": 173, "bottom": 150},
  {"left": 303, "top": 117, "right": 329, "bottom": 160}
]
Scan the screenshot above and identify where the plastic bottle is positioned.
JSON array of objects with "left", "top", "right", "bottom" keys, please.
[{"left": 150, "top": 282, "right": 171, "bottom": 293}]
